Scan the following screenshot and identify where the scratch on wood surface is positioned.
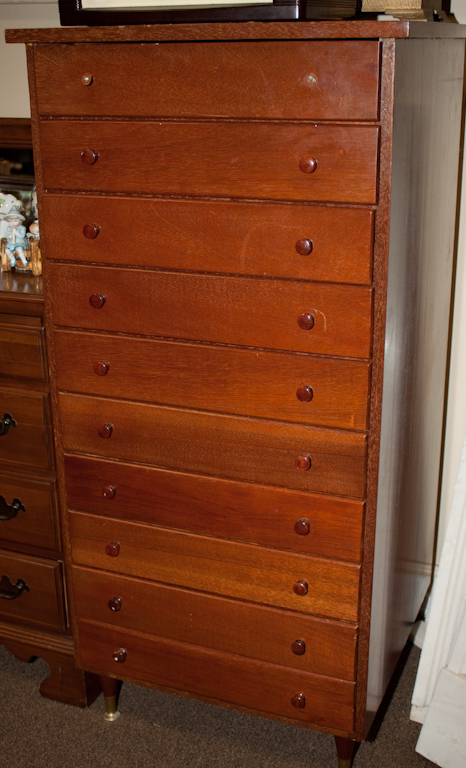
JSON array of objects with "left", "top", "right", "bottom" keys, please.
[{"left": 311, "top": 308, "right": 327, "bottom": 331}]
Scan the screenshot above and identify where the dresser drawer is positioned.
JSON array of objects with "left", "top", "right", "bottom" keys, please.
[
  {"left": 70, "top": 511, "right": 360, "bottom": 621},
  {"left": 49, "top": 265, "right": 373, "bottom": 359},
  {"left": 40, "top": 121, "right": 379, "bottom": 205},
  {"left": 64, "top": 455, "right": 364, "bottom": 562},
  {"left": 0, "top": 548, "right": 65, "bottom": 631},
  {"left": 0, "top": 389, "right": 52, "bottom": 470},
  {"left": 73, "top": 566, "right": 357, "bottom": 680},
  {"left": 0, "top": 323, "right": 46, "bottom": 381},
  {"left": 55, "top": 331, "right": 371, "bottom": 431},
  {"left": 60, "top": 393, "right": 367, "bottom": 497},
  {"left": 42, "top": 195, "right": 374, "bottom": 286},
  {"left": 34, "top": 40, "right": 380, "bottom": 122},
  {"left": 0, "top": 472, "right": 59, "bottom": 552},
  {"left": 78, "top": 619, "right": 355, "bottom": 732}
]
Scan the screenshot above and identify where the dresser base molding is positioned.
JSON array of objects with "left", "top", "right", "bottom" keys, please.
[{"left": 0, "top": 622, "right": 101, "bottom": 707}]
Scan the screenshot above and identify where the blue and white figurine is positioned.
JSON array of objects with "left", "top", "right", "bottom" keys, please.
[{"left": 4, "top": 207, "right": 29, "bottom": 269}]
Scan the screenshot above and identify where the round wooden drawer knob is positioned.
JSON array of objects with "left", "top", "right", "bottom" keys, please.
[
  {"left": 296, "top": 386, "right": 313, "bottom": 403},
  {"left": 112, "top": 648, "right": 126, "bottom": 663},
  {"left": 93, "top": 361, "right": 109, "bottom": 376},
  {"left": 102, "top": 485, "right": 116, "bottom": 500},
  {"left": 293, "top": 579, "right": 308, "bottom": 597},
  {"left": 291, "top": 693, "right": 306, "bottom": 709},
  {"left": 83, "top": 223, "right": 100, "bottom": 239},
  {"left": 295, "top": 455, "right": 311, "bottom": 471},
  {"left": 98, "top": 423, "right": 113, "bottom": 439},
  {"left": 89, "top": 293, "right": 106, "bottom": 309},
  {"left": 81, "top": 148, "right": 99, "bottom": 165},
  {"left": 108, "top": 597, "right": 122, "bottom": 612},
  {"left": 294, "top": 518, "right": 310, "bottom": 536},
  {"left": 291, "top": 639, "right": 306, "bottom": 656},
  {"left": 105, "top": 541, "right": 120, "bottom": 557},
  {"left": 295, "top": 238, "right": 313, "bottom": 256},
  {"left": 81, "top": 73, "right": 94, "bottom": 86},
  {"left": 299, "top": 157, "right": 317, "bottom": 174},
  {"left": 297, "top": 313, "right": 315, "bottom": 331}
]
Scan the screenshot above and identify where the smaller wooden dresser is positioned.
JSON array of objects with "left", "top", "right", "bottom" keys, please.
[{"left": 0, "top": 270, "right": 98, "bottom": 706}]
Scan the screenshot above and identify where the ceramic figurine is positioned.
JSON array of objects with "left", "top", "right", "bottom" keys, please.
[
  {"left": 0, "top": 192, "right": 22, "bottom": 241},
  {"left": 28, "top": 219, "right": 42, "bottom": 276},
  {"left": 1, "top": 207, "right": 29, "bottom": 271}
]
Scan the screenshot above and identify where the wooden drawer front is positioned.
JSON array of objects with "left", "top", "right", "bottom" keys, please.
[
  {"left": 0, "top": 390, "right": 52, "bottom": 470},
  {"left": 73, "top": 566, "right": 357, "bottom": 680},
  {"left": 78, "top": 619, "right": 355, "bottom": 732},
  {"left": 65, "top": 455, "right": 364, "bottom": 562},
  {"left": 0, "top": 548, "right": 65, "bottom": 631},
  {"left": 49, "top": 265, "right": 373, "bottom": 359},
  {"left": 0, "top": 324, "right": 46, "bottom": 381},
  {"left": 0, "top": 472, "right": 58, "bottom": 552},
  {"left": 42, "top": 195, "right": 374, "bottom": 286},
  {"left": 55, "top": 331, "right": 371, "bottom": 431},
  {"left": 60, "top": 394, "right": 367, "bottom": 497},
  {"left": 35, "top": 41, "right": 379, "bottom": 121},
  {"left": 40, "top": 121, "right": 379, "bottom": 205},
  {"left": 70, "top": 512, "right": 360, "bottom": 621}
]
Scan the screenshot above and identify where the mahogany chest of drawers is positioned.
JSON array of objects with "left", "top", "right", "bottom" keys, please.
[
  {"left": 8, "top": 19, "right": 466, "bottom": 765},
  {"left": 0, "top": 271, "right": 98, "bottom": 706}
]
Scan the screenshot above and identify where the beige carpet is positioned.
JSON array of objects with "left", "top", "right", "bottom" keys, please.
[{"left": 0, "top": 642, "right": 438, "bottom": 768}]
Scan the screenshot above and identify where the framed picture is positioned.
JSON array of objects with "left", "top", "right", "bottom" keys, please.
[{"left": 58, "top": 0, "right": 360, "bottom": 26}]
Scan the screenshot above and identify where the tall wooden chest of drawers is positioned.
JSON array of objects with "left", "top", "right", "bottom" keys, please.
[
  {"left": 0, "top": 271, "right": 99, "bottom": 706},
  {"left": 8, "top": 19, "right": 466, "bottom": 764}
]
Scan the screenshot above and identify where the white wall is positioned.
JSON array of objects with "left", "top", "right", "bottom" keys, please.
[
  {"left": 0, "top": 2, "right": 60, "bottom": 117},
  {"left": 1, "top": 1, "right": 466, "bottom": 565},
  {"left": 437, "top": 0, "right": 466, "bottom": 563}
]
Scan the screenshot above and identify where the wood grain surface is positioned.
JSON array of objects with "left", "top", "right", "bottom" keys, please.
[
  {"left": 0, "top": 325, "right": 46, "bottom": 382},
  {"left": 0, "top": 389, "right": 52, "bottom": 470},
  {"left": 0, "top": 472, "right": 59, "bottom": 553},
  {"left": 78, "top": 617, "right": 355, "bottom": 731},
  {"left": 34, "top": 41, "right": 379, "bottom": 121},
  {"left": 72, "top": 566, "right": 357, "bottom": 679},
  {"left": 5, "top": 20, "right": 411, "bottom": 45},
  {"left": 41, "top": 195, "right": 374, "bottom": 285},
  {"left": 54, "top": 330, "right": 371, "bottom": 430},
  {"left": 59, "top": 393, "right": 367, "bottom": 496},
  {"left": 0, "top": 548, "right": 65, "bottom": 632},
  {"left": 64, "top": 454, "right": 364, "bottom": 561},
  {"left": 39, "top": 121, "right": 379, "bottom": 205},
  {"left": 69, "top": 511, "right": 360, "bottom": 620},
  {"left": 48, "top": 264, "right": 373, "bottom": 359}
]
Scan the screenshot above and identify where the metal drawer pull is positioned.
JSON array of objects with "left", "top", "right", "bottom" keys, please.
[
  {"left": 0, "top": 574, "right": 29, "bottom": 600},
  {"left": 0, "top": 413, "right": 16, "bottom": 436},
  {"left": 0, "top": 495, "right": 25, "bottom": 521}
]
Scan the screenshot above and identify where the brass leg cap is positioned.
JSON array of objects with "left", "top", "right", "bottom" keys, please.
[
  {"left": 338, "top": 760, "right": 352, "bottom": 768},
  {"left": 103, "top": 694, "right": 120, "bottom": 721},
  {"left": 104, "top": 710, "right": 121, "bottom": 722}
]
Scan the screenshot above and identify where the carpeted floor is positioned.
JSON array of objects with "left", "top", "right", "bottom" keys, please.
[{"left": 0, "top": 641, "right": 438, "bottom": 768}]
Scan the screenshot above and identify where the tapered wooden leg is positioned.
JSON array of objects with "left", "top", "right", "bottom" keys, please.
[
  {"left": 99, "top": 675, "right": 121, "bottom": 721},
  {"left": 334, "top": 736, "right": 355, "bottom": 768}
]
